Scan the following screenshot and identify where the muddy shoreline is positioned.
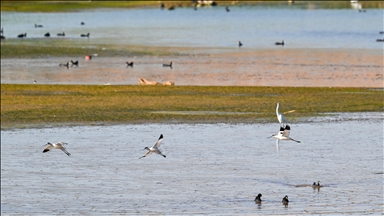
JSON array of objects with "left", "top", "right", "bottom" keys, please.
[{"left": 1, "top": 48, "right": 383, "bottom": 87}]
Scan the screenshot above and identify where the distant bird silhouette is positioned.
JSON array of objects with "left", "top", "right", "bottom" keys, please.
[
  {"left": 59, "top": 62, "right": 69, "bottom": 69},
  {"left": 376, "top": 39, "right": 384, "bottom": 42},
  {"left": 358, "top": 9, "right": 366, "bottom": 12},
  {"left": 226, "top": 6, "right": 230, "bottom": 12},
  {"left": 70, "top": 60, "right": 79, "bottom": 67},
  {"left": 81, "top": 33, "right": 90, "bottom": 38},
  {"left": 126, "top": 62, "right": 134, "bottom": 67},
  {"left": 380, "top": 31, "right": 384, "bottom": 34},
  {"left": 80, "top": 22, "right": 85, "bottom": 25},
  {"left": 163, "top": 62, "right": 173, "bottom": 69},
  {"left": 57, "top": 32, "right": 65, "bottom": 37},
  {"left": 275, "top": 40, "right": 285, "bottom": 46},
  {"left": 238, "top": 41, "right": 243, "bottom": 48},
  {"left": 33, "top": 79, "right": 37, "bottom": 84},
  {"left": 160, "top": 3, "right": 165, "bottom": 9},
  {"left": 254, "top": 194, "right": 262, "bottom": 204},
  {"left": 35, "top": 24, "right": 43, "bottom": 28},
  {"left": 282, "top": 195, "right": 289, "bottom": 206},
  {"left": 85, "top": 55, "right": 92, "bottom": 61},
  {"left": 17, "top": 33, "right": 27, "bottom": 38},
  {"left": 312, "top": 181, "right": 323, "bottom": 189},
  {"left": 168, "top": 6, "right": 175, "bottom": 10},
  {"left": 44, "top": 32, "right": 50, "bottom": 37}
]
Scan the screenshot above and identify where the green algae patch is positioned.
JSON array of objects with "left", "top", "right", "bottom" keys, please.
[
  {"left": 1, "top": 84, "right": 383, "bottom": 129},
  {"left": 0, "top": 43, "right": 178, "bottom": 59}
]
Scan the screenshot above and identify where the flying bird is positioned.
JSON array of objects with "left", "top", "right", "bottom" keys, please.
[
  {"left": 139, "top": 134, "right": 166, "bottom": 159},
  {"left": 269, "top": 125, "right": 301, "bottom": 146},
  {"left": 43, "top": 142, "right": 71, "bottom": 156}
]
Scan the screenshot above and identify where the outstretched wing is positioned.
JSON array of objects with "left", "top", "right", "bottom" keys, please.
[
  {"left": 43, "top": 143, "right": 53, "bottom": 153},
  {"left": 282, "top": 125, "right": 291, "bottom": 137},
  {"left": 139, "top": 150, "right": 152, "bottom": 159},
  {"left": 59, "top": 147, "right": 71, "bottom": 156},
  {"left": 152, "top": 134, "right": 164, "bottom": 148}
]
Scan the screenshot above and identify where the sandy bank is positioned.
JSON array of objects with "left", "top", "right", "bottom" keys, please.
[{"left": 1, "top": 48, "right": 382, "bottom": 87}]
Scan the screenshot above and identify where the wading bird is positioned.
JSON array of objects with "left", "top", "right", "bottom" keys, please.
[{"left": 276, "top": 102, "right": 287, "bottom": 127}]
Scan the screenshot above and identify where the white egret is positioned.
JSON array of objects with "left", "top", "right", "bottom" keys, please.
[{"left": 276, "top": 102, "right": 288, "bottom": 127}]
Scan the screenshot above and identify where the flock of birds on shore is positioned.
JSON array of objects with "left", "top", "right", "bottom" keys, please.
[{"left": 42, "top": 101, "right": 323, "bottom": 207}]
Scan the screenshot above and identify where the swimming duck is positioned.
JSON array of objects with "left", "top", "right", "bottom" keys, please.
[
  {"left": 282, "top": 195, "right": 289, "bottom": 206},
  {"left": 163, "top": 62, "right": 173, "bottom": 69},
  {"left": 275, "top": 40, "right": 285, "bottom": 46},
  {"left": 254, "top": 193, "right": 262, "bottom": 204},
  {"left": 312, "top": 181, "right": 323, "bottom": 189},
  {"left": 81, "top": 33, "right": 90, "bottom": 38}
]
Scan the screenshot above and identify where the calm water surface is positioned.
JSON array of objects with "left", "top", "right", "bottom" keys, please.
[
  {"left": 1, "top": 113, "right": 383, "bottom": 214},
  {"left": 1, "top": 2, "right": 383, "bottom": 50}
]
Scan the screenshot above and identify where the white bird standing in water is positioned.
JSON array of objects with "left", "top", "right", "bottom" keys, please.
[
  {"left": 139, "top": 134, "right": 166, "bottom": 159},
  {"left": 276, "top": 102, "right": 288, "bottom": 127},
  {"left": 43, "top": 142, "right": 71, "bottom": 156}
]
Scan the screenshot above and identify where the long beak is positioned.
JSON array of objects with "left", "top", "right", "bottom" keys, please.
[{"left": 283, "top": 110, "right": 295, "bottom": 114}]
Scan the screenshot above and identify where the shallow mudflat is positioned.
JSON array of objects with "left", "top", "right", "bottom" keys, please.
[
  {"left": 1, "top": 113, "right": 383, "bottom": 214},
  {"left": 1, "top": 48, "right": 383, "bottom": 87}
]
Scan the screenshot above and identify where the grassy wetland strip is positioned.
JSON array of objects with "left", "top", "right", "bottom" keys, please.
[
  {"left": 0, "top": 1, "right": 160, "bottom": 12},
  {"left": 1, "top": 1, "right": 383, "bottom": 12},
  {"left": 0, "top": 1, "right": 212, "bottom": 12},
  {"left": 0, "top": 43, "right": 179, "bottom": 58},
  {"left": 1, "top": 84, "right": 383, "bottom": 129}
]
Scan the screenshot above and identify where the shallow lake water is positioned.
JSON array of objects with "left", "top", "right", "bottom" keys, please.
[
  {"left": 1, "top": 113, "right": 383, "bottom": 215},
  {"left": 1, "top": 2, "right": 383, "bottom": 50}
]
